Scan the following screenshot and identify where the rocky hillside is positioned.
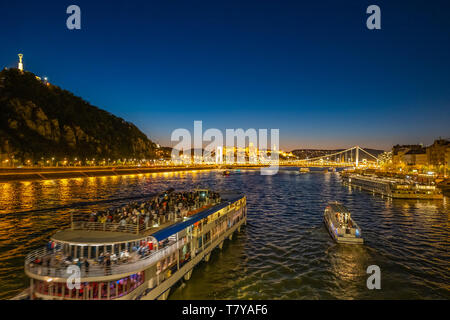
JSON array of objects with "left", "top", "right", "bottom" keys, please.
[{"left": 0, "top": 68, "right": 158, "bottom": 163}]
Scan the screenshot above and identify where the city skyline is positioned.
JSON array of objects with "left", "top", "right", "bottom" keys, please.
[{"left": 1, "top": 0, "right": 449, "bottom": 150}]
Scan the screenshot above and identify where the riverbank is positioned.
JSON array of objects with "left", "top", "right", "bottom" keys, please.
[{"left": 0, "top": 165, "right": 265, "bottom": 182}]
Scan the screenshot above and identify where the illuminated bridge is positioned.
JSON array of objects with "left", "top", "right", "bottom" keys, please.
[{"left": 280, "top": 146, "right": 380, "bottom": 168}]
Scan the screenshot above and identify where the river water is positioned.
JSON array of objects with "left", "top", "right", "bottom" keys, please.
[{"left": 0, "top": 168, "right": 448, "bottom": 300}]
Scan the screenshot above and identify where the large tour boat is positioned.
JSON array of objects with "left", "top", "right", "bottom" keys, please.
[
  {"left": 342, "top": 173, "right": 443, "bottom": 200},
  {"left": 17, "top": 189, "right": 247, "bottom": 300}
]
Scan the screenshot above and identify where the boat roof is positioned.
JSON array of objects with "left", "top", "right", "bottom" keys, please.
[
  {"left": 52, "top": 230, "right": 143, "bottom": 244},
  {"left": 327, "top": 202, "right": 351, "bottom": 214}
]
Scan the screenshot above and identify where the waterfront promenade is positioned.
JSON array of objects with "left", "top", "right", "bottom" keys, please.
[
  {"left": 0, "top": 161, "right": 356, "bottom": 183},
  {"left": 0, "top": 165, "right": 264, "bottom": 182}
]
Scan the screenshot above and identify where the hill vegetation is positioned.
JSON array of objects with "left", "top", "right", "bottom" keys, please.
[{"left": 0, "top": 68, "right": 159, "bottom": 164}]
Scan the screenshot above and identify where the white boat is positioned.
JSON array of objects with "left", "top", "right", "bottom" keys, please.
[
  {"left": 341, "top": 173, "right": 443, "bottom": 199},
  {"left": 324, "top": 202, "right": 363, "bottom": 244},
  {"left": 18, "top": 189, "right": 247, "bottom": 300}
]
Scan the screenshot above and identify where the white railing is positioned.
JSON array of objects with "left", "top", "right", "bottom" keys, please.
[
  {"left": 25, "top": 238, "right": 185, "bottom": 279},
  {"left": 71, "top": 221, "right": 144, "bottom": 234}
]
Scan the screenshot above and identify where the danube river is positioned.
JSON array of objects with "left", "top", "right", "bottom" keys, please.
[{"left": 0, "top": 168, "right": 448, "bottom": 299}]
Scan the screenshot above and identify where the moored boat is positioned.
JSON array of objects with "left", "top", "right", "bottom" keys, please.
[
  {"left": 342, "top": 173, "right": 443, "bottom": 200},
  {"left": 324, "top": 202, "right": 363, "bottom": 244},
  {"left": 299, "top": 167, "right": 310, "bottom": 173}
]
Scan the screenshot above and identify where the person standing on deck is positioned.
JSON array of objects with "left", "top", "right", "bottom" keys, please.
[
  {"left": 84, "top": 259, "right": 89, "bottom": 274},
  {"left": 105, "top": 257, "right": 111, "bottom": 275}
]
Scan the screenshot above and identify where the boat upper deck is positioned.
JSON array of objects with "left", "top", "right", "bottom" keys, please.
[
  {"left": 51, "top": 218, "right": 176, "bottom": 244},
  {"left": 52, "top": 230, "right": 143, "bottom": 244}
]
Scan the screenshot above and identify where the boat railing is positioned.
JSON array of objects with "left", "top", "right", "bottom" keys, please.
[
  {"left": 70, "top": 220, "right": 146, "bottom": 234},
  {"left": 25, "top": 237, "right": 186, "bottom": 279}
]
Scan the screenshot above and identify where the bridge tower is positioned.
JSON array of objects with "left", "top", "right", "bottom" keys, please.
[{"left": 355, "top": 146, "right": 359, "bottom": 167}]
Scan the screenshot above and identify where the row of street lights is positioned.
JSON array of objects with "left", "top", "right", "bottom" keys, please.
[{"left": 0, "top": 156, "right": 172, "bottom": 168}]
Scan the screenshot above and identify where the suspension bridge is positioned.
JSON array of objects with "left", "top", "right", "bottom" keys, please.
[{"left": 280, "top": 146, "right": 380, "bottom": 168}]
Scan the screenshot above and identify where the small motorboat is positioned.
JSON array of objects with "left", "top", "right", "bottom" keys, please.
[
  {"left": 222, "top": 170, "right": 230, "bottom": 176},
  {"left": 299, "top": 167, "right": 310, "bottom": 173},
  {"left": 324, "top": 202, "right": 363, "bottom": 244}
]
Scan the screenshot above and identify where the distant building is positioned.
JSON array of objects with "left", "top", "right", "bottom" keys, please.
[
  {"left": 391, "top": 139, "right": 450, "bottom": 174},
  {"left": 447, "top": 149, "right": 450, "bottom": 170},
  {"left": 392, "top": 144, "right": 423, "bottom": 165},
  {"left": 378, "top": 151, "right": 392, "bottom": 164},
  {"left": 427, "top": 138, "right": 450, "bottom": 168},
  {"left": 403, "top": 148, "right": 427, "bottom": 166}
]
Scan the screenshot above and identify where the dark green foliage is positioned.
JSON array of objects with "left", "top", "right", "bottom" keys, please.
[{"left": 0, "top": 68, "right": 158, "bottom": 162}]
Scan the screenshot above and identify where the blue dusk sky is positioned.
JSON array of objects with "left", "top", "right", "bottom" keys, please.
[{"left": 1, "top": 0, "right": 449, "bottom": 151}]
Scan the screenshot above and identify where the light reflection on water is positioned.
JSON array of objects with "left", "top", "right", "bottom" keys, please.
[{"left": 0, "top": 168, "right": 448, "bottom": 299}]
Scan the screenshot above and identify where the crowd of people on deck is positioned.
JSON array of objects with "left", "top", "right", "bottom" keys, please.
[
  {"left": 84, "top": 190, "right": 221, "bottom": 229},
  {"left": 335, "top": 211, "right": 353, "bottom": 228},
  {"left": 31, "top": 242, "right": 149, "bottom": 275},
  {"left": 31, "top": 236, "right": 182, "bottom": 276}
]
